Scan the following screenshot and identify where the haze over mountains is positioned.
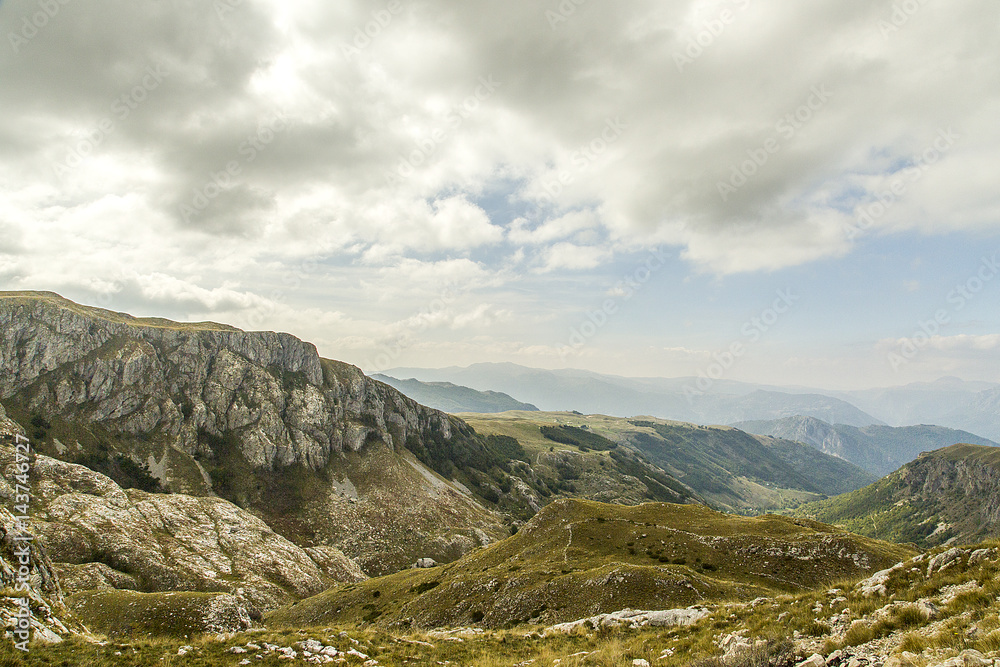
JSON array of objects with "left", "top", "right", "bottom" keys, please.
[
  {"left": 382, "top": 363, "right": 884, "bottom": 427},
  {"left": 372, "top": 374, "right": 539, "bottom": 414},
  {"left": 735, "top": 416, "right": 999, "bottom": 477},
  {"left": 381, "top": 363, "right": 1000, "bottom": 441}
]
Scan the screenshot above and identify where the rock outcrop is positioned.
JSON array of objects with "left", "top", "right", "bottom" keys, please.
[
  {"left": 1, "top": 507, "right": 73, "bottom": 646},
  {"left": 0, "top": 442, "right": 326, "bottom": 613}
]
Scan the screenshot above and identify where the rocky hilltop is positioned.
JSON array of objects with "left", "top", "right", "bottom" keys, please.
[
  {"left": 0, "top": 292, "right": 514, "bottom": 576},
  {"left": 795, "top": 443, "right": 1000, "bottom": 548}
]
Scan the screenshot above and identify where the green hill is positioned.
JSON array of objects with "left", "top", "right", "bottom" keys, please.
[
  {"left": 794, "top": 443, "right": 1000, "bottom": 548},
  {"left": 268, "top": 498, "right": 914, "bottom": 630}
]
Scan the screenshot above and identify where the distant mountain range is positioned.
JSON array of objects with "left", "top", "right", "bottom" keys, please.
[
  {"left": 381, "top": 363, "right": 1000, "bottom": 441},
  {"left": 381, "top": 363, "right": 883, "bottom": 427},
  {"left": 372, "top": 374, "right": 539, "bottom": 413},
  {"left": 734, "top": 416, "right": 999, "bottom": 476},
  {"left": 829, "top": 377, "right": 1000, "bottom": 442}
]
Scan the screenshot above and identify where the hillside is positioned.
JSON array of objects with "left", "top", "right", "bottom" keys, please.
[
  {"left": 794, "top": 443, "right": 1000, "bottom": 548},
  {"left": 386, "top": 363, "right": 884, "bottom": 426},
  {"left": 268, "top": 497, "right": 914, "bottom": 630},
  {"left": 735, "top": 416, "right": 999, "bottom": 476},
  {"left": 372, "top": 374, "right": 539, "bottom": 413},
  {"left": 462, "top": 412, "right": 875, "bottom": 514}
]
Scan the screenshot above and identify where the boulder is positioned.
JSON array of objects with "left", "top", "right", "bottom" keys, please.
[{"left": 927, "top": 548, "right": 965, "bottom": 576}]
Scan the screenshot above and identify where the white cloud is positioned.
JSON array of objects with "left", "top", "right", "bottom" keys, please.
[
  {"left": 540, "top": 243, "right": 612, "bottom": 272},
  {"left": 508, "top": 210, "right": 599, "bottom": 245},
  {"left": 2, "top": 0, "right": 999, "bottom": 387}
]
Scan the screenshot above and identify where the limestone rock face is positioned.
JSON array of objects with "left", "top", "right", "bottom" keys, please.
[
  {"left": 0, "top": 443, "right": 325, "bottom": 612},
  {"left": 0, "top": 292, "right": 457, "bottom": 475}
]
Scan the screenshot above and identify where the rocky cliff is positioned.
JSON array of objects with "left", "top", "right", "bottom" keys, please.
[
  {"left": 0, "top": 401, "right": 360, "bottom": 619},
  {"left": 0, "top": 291, "right": 458, "bottom": 473}
]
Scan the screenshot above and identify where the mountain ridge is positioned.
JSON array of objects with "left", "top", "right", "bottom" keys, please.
[
  {"left": 0, "top": 291, "right": 515, "bottom": 575},
  {"left": 734, "top": 415, "right": 1000, "bottom": 476},
  {"left": 383, "top": 363, "right": 884, "bottom": 427},
  {"left": 373, "top": 374, "right": 539, "bottom": 413}
]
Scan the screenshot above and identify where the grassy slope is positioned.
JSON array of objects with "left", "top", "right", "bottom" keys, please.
[
  {"left": 461, "top": 412, "right": 874, "bottom": 514},
  {"left": 0, "top": 291, "right": 238, "bottom": 331},
  {"left": 460, "top": 411, "right": 701, "bottom": 508},
  {"left": 268, "top": 498, "right": 914, "bottom": 630},
  {"left": 8, "top": 541, "right": 999, "bottom": 666},
  {"left": 65, "top": 590, "right": 244, "bottom": 638},
  {"left": 795, "top": 443, "right": 1000, "bottom": 548}
]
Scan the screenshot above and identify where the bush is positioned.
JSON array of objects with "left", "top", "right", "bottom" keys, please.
[{"left": 484, "top": 434, "right": 529, "bottom": 463}]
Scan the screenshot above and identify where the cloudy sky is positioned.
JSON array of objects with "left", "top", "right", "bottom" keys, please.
[{"left": 2, "top": 0, "right": 999, "bottom": 389}]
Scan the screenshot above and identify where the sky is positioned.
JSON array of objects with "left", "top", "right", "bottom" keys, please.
[{"left": 2, "top": 0, "right": 999, "bottom": 390}]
